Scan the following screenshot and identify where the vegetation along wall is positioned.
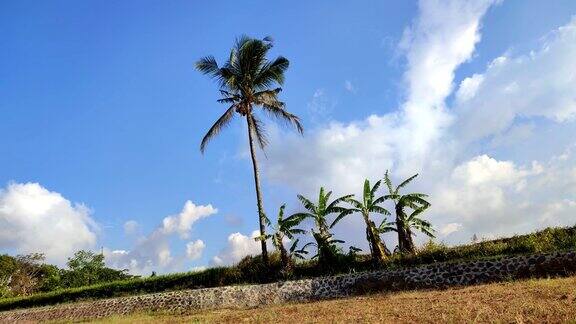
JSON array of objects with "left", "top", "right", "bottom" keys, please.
[{"left": 1, "top": 250, "right": 574, "bottom": 322}]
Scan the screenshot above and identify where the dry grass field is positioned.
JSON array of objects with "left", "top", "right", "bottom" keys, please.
[{"left": 92, "top": 276, "right": 576, "bottom": 323}]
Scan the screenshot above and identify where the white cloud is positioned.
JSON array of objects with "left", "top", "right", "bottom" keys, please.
[
  {"left": 123, "top": 220, "right": 138, "bottom": 235},
  {"left": 263, "top": 0, "right": 498, "bottom": 195},
  {"left": 186, "top": 240, "right": 205, "bottom": 260},
  {"left": 105, "top": 200, "right": 216, "bottom": 275},
  {"left": 161, "top": 201, "right": 217, "bottom": 238},
  {"left": 455, "top": 74, "right": 484, "bottom": 103},
  {"left": 211, "top": 230, "right": 261, "bottom": 266},
  {"left": 450, "top": 155, "right": 539, "bottom": 187},
  {"left": 439, "top": 223, "right": 463, "bottom": 237},
  {"left": 455, "top": 17, "right": 576, "bottom": 142},
  {"left": 0, "top": 182, "right": 97, "bottom": 265},
  {"left": 396, "top": 0, "right": 499, "bottom": 168}
]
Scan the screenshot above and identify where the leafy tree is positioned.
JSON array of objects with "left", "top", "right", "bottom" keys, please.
[
  {"left": 256, "top": 204, "right": 308, "bottom": 273},
  {"left": 9, "top": 253, "right": 46, "bottom": 296},
  {"left": 0, "top": 254, "right": 18, "bottom": 297},
  {"left": 294, "top": 187, "right": 353, "bottom": 264},
  {"left": 347, "top": 179, "right": 392, "bottom": 263},
  {"left": 63, "top": 250, "right": 130, "bottom": 287},
  {"left": 196, "top": 36, "right": 303, "bottom": 263},
  {"left": 37, "top": 264, "right": 62, "bottom": 292},
  {"left": 384, "top": 171, "right": 434, "bottom": 254}
]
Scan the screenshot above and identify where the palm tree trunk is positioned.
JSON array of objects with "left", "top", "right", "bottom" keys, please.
[
  {"left": 246, "top": 116, "right": 268, "bottom": 263},
  {"left": 405, "top": 227, "right": 416, "bottom": 254},
  {"left": 279, "top": 242, "right": 292, "bottom": 274},
  {"left": 395, "top": 205, "right": 410, "bottom": 254},
  {"left": 363, "top": 213, "right": 387, "bottom": 262}
]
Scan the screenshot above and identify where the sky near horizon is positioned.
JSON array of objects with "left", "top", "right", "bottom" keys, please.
[{"left": 1, "top": 0, "right": 576, "bottom": 274}]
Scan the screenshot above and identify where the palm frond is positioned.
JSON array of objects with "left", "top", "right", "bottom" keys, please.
[
  {"left": 346, "top": 198, "right": 364, "bottom": 210},
  {"left": 397, "top": 173, "right": 419, "bottom": 191},
  {"left": 288, "top": 212, "right": 314, "bottom": 221},
  {"left": 200, "top": 105, "right": 236, "bottom": 153},
  {"left": 288, "top": 228, "right": 306, "bottom": 236},
  {"left": 404, "top": 193, "right": 429, "bottom": 199},
  {"left": 217, "top": 96, "right": 239, "bottom": 104},
  {"left": 378, "top": 218, "right": 397, "bottom": 233},
  {"left": 384, "top": 170, "right": 394, "bottom": 195},
  {"left": 372, "top": 195, "right": 386, "bottom": 205},
  {"left": 277, "top": 204, "right": 286, "bottom": 224},
  {"left": 383, "top": 194, "right": 400, "bottom": 200},
  {"left": 282, "top": 212, "right": 303, "bottom": 223},
  {"left": 326, "top": 194, "right": 354, "bottom": 210},
  {"left": 249, "top": 115, "right": 268, "bottom": 150},
  {"left": 254, "top": 56, "right": 289, "bottom": 88},
  {"left": 370, "top": 180, "right": 382, "bottom": 199},
  {"left": 297, "top": 195, "right": 317, "bottom": 214},
  {"left": 260, "top": 102, "right": 304, "bottom": 134},
  {"left": 363, "top": 179, "right": 371, "bottom": 203},
  {"left": 329, "top": 208, "right": 354, "bottom": 228},
  {"left": 253, "top": 234, "right": 271, "bottom": 242},
  {"left": 400, "top": 195, "right": 430, "bottom": 208},
  {"left": 406, "top": 205, "right": 429, "bottom": 222},
  {"left": 289, "top": 239, "right": 300, "bottom": 253},
  {"left": 195, "top": 56, "right": 220, "bottom": 77},
  {"left": 370, "top": 205, "right": 390, "bottom": 215}
]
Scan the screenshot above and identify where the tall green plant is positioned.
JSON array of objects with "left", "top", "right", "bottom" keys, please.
[
  {"left": 196, "top": 36, "right": 304, "bottom": 263},
  {"left": 347, "top": 179, "right": 392, "bottom": 263},
  {"left": 384, "top": 171, "right": 434, "bottom": 254},
  {"left": 293, "top": 187, "right": 353, "bottom": 264},
  {"left": 255, "top": 204, "right": 308, "bottom": 273}
]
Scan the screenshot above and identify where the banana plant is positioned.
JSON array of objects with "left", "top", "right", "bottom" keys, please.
[
  {"left": 300, "top": 232, "right": 345, "bottom": 261},
  {"left": 346, "top": 179, "right": 392, "bottom": 263},
  {"left": 384, "top": 171, "right": 434, "bottom": 254},
  {"left": 292, "top": 187, "right": 353, "bottom": 264},
  {"left": 255, "top": 204, "right": 307, "bottom": 272}
]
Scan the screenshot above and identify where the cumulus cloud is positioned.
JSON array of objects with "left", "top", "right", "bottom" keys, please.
[
  {"left": 431, "top": 150, "right": 576, "bottom": 243},
  {"left": 211, "top": 230, "right": 261, "bottom": 266},
  {"left": 258, "top": 1, "right": 576, "bottom": 249},
  {"left": 439, "top": 223, "right": 463, "bottom": 237},
  {"left": 455, "top": 17, "right": 576, "bottom": 142},
  {"left": 0, "top": 182, "right": 97, "bottom": 265},
  {"left": 123, "top": 220, "right": 138, "bottom": 235},
  {"left": 186, "top": 240, "right": 205, "bottom": 260},
  {"left": 263, "top": 0, "right": 498, "bottom": 195},
  {"left": 106, "top": 201, "right": 216, "bottom": 275},
  {"left": 161, "top": 201, "right": 217, "bottom": 238}
]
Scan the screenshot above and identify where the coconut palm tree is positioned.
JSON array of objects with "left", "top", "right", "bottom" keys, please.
[
  {"left": 255, "top": 204, "right": 307, "bottom": 273},
  {"left": 346, "top": 179, "right": 392, "bottom": 263},
  {"left": 384, "top": 171, "right": 433, "bottom": 254},
  {"left": 293, "top": 187, "right": 353, "bottom": 264},
  {"left": 196, "top": 36, "right": 303, "bottom": 262}
]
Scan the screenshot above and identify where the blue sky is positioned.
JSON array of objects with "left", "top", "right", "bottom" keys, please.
[{"left": 1, "top": 1, "right": 576, "bottom": 273}]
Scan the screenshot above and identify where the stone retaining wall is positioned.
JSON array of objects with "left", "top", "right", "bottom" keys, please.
[{"left": 1, "top": 250, "right": 575, "bottom": 322}]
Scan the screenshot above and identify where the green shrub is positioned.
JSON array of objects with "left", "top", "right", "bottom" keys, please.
[{"left": 0, "top": 225, "right": 574, "bottom": 311}]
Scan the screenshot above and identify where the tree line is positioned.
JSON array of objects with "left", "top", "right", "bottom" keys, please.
[{"left": 0, "top": 250, "right": 131, "bottom": 298}]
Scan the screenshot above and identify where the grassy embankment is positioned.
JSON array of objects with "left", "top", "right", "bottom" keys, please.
[
  {"left": 93, "top": 276, "right": 576, "bottom": 323},
  {"left": 1, "top": 225, "right": 575, "bottom": 312}
]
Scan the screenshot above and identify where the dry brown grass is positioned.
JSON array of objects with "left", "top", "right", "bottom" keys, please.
[{"left": 93, "top": 276, "right": 576, "bottom": 323}]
